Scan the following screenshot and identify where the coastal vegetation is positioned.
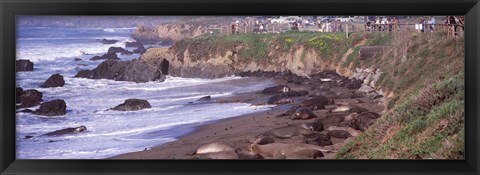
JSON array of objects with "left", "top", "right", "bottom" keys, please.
[{"left": 145, "top": 29, "right": 464, "bottom": 159}]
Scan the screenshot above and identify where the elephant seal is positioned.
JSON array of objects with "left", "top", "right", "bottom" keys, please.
[
  {"left": 265, "top": 126, "right": 313, "bottom": 139},
  {"left": 188, "top": 142, "right": 235, "bottom": 155},
  {"left": 359, "top": 111, "right": 381, "bottom": 119},
  {"left": 192, "top": 150, "right": 238, "bottom": 159},
  {"left": 329, "top": 105, "right": 352, "bottom": 113},
  {"left": 250, "top": 135, "right": 276, "bottom": 145},
  {"left": 325, "top": 126, "right": 362, "bottom": 137},
  {"left": 354, "top": 112, "right": 377, "bottom": 131},
  {"left": 267, "top": 94, "right": 294, "bottom": 104},
  {"left": 284, "top": 149, "right": 324, "bottom": 159},
  {"left": 289, "top": 119, "right": 324, "bottom": 131},
  {"left": 44, "top": 126, "right": 87, "bottom": 136},
  {"left": 261, "top": 85, "right": 290, "bottom": 94},
  {"left": 349, "top": 106, "right": 370, "bottom": 113},
  {"left": 249, "top": 141, "right": 333, "bottom": 158},
  {"left": 235, "top": 148, "right": 265, "bottom": 159},
  {"left": 327, "top": 130, "right": 352, "bottom": 139},
  {"left": 304, "top": 133, "right": 333, "bottom": 146},
  {"left": 300, "top": 95, "right": 334, "bottom": 110},
  {"left": 338, "top": 112, "right": 358, "bottom": 128},
  {"left": 291, "top": 107, "right": 318, "bottom": 120},
  {"left": 339, "top": 112, "right": 378, "bottom": 131},
  {"left": 197, "top": 95, "right": 211, "bottom": 101},
  {"left": 192, "top": 149, "right": 264, "bottom": 159}
]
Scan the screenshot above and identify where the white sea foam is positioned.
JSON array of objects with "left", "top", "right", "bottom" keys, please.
[{"left": 15, "top": 27, "right": 278, "bottom": 159}]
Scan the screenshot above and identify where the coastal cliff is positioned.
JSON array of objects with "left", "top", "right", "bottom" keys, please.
[
  {"left": 140, "top": 30, "right": 465, "bottom": 159},
  {"left": 131, "top": 17, "right": 238, "bottom": 44}
]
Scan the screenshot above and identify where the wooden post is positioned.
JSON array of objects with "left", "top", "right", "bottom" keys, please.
[{"left": 346, "top": 23, "right": 349, "bottom": 38}]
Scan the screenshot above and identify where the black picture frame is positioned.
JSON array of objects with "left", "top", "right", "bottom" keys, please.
[{"left": 1, "top": 0, "right": 479, "bottom": 175}]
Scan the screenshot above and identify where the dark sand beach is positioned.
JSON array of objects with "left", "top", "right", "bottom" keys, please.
[{"left": 112, "top": 74, "right": 387, "bottom": 159}]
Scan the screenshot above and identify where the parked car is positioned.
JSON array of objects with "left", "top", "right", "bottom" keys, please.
[
  {"left": 320, "top": 17, "right": 333, "bottom": 22},
  {"left": 271, "top": 16, "right": 303, "bottom": 23},
  {"left": 335, "top": 16, "right": 354, "bottom": 22}
]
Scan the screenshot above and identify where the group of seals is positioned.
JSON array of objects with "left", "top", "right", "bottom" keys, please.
[
  {"left": 248, "top": 136, "right": 331, "bottom": 159},
  {"left": 185, "top": 70, "right": 384, "bottom": 159}
]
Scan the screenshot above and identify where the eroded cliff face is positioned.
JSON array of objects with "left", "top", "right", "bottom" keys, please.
[
  {"left": 132, "top": 23, "right": 209, "bottom": 44},
  {"left": 141, "top": 39, "right": 360, "bottom": 82}
]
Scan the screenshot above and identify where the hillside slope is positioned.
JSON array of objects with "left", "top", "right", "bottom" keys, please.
[{"left": 141, "top": 30, "right": 464, "bottom": 159}]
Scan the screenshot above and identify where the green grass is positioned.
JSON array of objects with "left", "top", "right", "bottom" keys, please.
[
  {"left": 335, "top": 70, "right": 464, "bottom": 159},
  {"left": 176, "top": 31, "right": 359, "bottom": 62},
  {"left": 173, "top": 30, "right": 464, "bottom": 159}
]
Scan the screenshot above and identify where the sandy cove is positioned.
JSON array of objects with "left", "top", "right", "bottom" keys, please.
[{"left": 111, "top": 72, "right": 386, "bottom": 159}]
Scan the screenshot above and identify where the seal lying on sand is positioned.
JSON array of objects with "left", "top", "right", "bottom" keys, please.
[
  {"left": 327, "top": 130, "right": 352, "bottom": 139},
  {"left": 284, "top": 149, "right": 324, "bottom": 159},
  {"left": 44, "top": 126, "right": 87, "bottom": 136},
  {"left": 265, "top": 126, "right": 314, "bottom": 139},
  {"left": 192, "top": 149, "right": 264, "bottom": 159},
  {"left": 249, "top": 140, "right": 333, "bottom": 158},
  {"left": 304, "top": 133, "right": 333, "bottom": 146},
  {"left": 261, "top": 85, "right": 290, "bottom": 94},
  {"left": 291, "top": 107, "right": 318, "bottom": 120},
  {"left": 289, "top": 119, "right": 324, "bottom": 131},
  {"left": 189, "top": 142, "right": 263, "bottom": 159},
  {"left": 328, "top": 105, "right": 352, "bottom": 113},
  {"left": 267, "top": 94, "right": 294, "bottom": 104},
  {"left": 325, "top": 126, "right": 362, "bottom": 137},
  {"left": 188, "top": 142, "right": 235, "bottom": 155},
  {"left": 300, "top": 95, "right": 333, "bottom": 110},
  {"left": 338, "top": 112, "right": 379, "bottom": 131},
  {"left": 250, "top": 135, "right": 276, "bottom": 145}
]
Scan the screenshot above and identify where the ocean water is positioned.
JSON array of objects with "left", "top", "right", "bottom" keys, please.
[{"left": 16, "top": 27, "right": 276, "bottom": 159}]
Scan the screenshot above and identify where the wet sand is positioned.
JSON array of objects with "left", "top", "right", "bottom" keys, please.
[{"left": 111, "top": 74, "right": 386, "bottom": 159}]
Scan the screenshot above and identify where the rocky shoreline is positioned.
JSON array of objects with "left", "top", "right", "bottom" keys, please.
[
  {"left": 112, "top": 69, "right": 386, "bottom": 159},
  {"left": 16, "top": 26, "right": 387, "bottom": 159}
]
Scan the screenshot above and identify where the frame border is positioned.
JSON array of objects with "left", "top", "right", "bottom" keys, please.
[{"left": 1, "top": 0, "right": 479, "bottom": 175}]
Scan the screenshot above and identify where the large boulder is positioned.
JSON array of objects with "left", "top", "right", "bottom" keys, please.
[
  {"left": 17, "top": 89, "right": 43, "bottom": 108},
  {"left": 42, "top": 74, "right": 65, "bottom": 88},
  {"left": 16, "top": 87, "right": 23, "bottom": 103},
  {"left": 33, "top": 99, "right": 67, "bottom": 116},
  {"left": 108, "top": 47, "right": 133, "bottom": 55},
  {"left": 112, "top": 98, "right": 151, "bottom": 111},
  {"left": 159, "top": 58, "right": 169, "bottom": 75},
  {"left": 90, "top": 52, "right": 120, "bottom": 61},
  {"left": 125, "top": 41, "right": 143, "bottom": 48},
  {"left": 108, "top": 47, "right": 126, "bottom": 53},
  {"left": 44, "top": 126, "right": 87, "bottom": 136},
  {"left": 16, "top": 60, "right": 34, "bottom": 72},
  {"left": 132, "top": 44, "right": 146, "bottom": 54},
  {"left": 75, "top": 59, "right": 166, "bottom": 83}
]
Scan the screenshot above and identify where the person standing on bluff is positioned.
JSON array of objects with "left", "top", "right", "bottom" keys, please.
[
  {"left": 393, "top": 17, "right": 400, "bottom": 32},
  {"left": 419, "top": 17, "right": 426, "bottom": 33},
  {"left": 254, "top": 20, "right": 260, "bottom": 33},
  {"left": 235, "top": 21, "right": 240, "bottom": 34},
  {"left": 447, "top": 16, "right": 458, "bottom": 37},
  {"left": 427, "top": 16, "right": 436, "bottom": 32},
  {"left": 336, "top": 19, "right": 343, "bottom": 32},
  {"left": 458, "top": 16, "right": 465, "bottom": 36}
]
